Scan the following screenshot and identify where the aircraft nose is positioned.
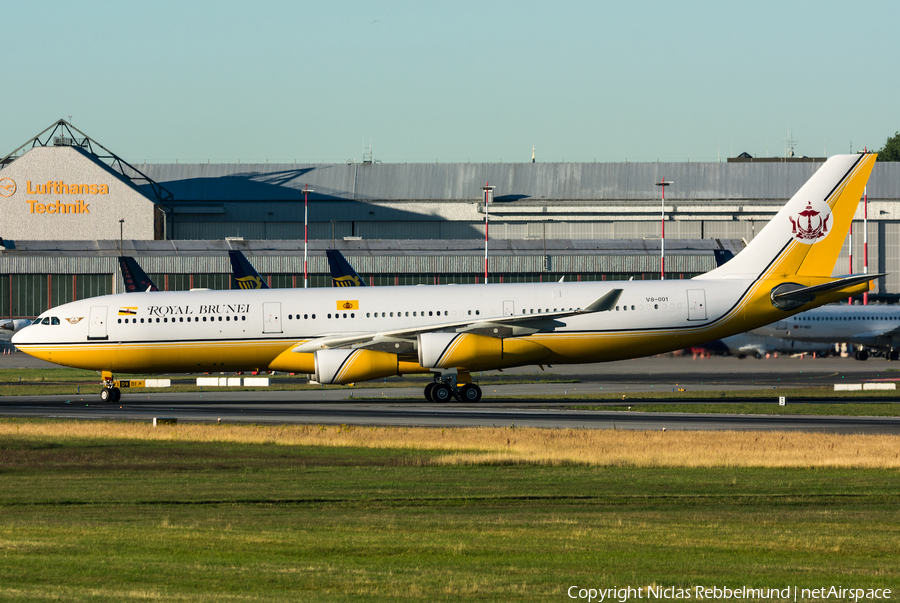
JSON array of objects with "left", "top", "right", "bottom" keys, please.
[{"left": 11, "top": 327, "right": 31, "bottom": 345}]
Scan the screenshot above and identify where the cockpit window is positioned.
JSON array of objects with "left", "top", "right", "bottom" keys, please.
[
  {"left": 32, "top": 318, "right": 43, "bottom": 325},
  {"left": 50, "top": 317, "right": 60, "bottom": 325},
  {"left": 41, "top": 317, "right": 50, "bottom": 325}
]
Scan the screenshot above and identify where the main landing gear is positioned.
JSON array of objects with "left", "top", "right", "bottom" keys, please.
[
  {"left": 99, "top": 371, "right": 121, "bottom": 403},
  {"left": 424, "top": 371, "right": 482, "bottom": 402}
]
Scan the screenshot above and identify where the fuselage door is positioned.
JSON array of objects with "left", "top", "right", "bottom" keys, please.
[
  {"left": 88, "top": 306, "right": 108, "bottom": 340},
  {"left": 686, "top": 289, "right": 707, "bottom": 321},
  {"left": 263, "top": 302, "right": 282, "bottom": 334},
  {"left": 503, "top": 300, "right": 515, "bottom": 316}
]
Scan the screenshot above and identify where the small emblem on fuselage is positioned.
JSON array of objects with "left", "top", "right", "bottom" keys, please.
[{"left": 66, "top": 317, "right": 84, "bottom": 324}]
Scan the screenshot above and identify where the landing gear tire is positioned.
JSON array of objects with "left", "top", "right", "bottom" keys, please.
[
  {"left": 424, "top": 382, "right": 436, "bottom": 402},
  {"left": 459, "top": 384, "right": 482, "bottom": 402},
  {"left": 431, "top": 383, "right": 453, "bottom": 402},
  {"left": 889, "top": 350, "right": 899, "bottom": 361},
  {"left": 855, "top": 350, "right": 869, "bottom": 361},
  {"left": 100, "top": 387, "right": 112, "bottom": 402},
  {"left": 110, "top": 387, "right": 121, "bottom": 403}
]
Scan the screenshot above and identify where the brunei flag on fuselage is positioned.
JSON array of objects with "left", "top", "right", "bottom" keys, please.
[{"left": 118, "top": 307, "right": 138, "bottom": 316}]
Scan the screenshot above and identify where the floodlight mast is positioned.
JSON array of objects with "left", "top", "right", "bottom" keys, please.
[
  {"left": 655, "top": 179, "right": 673, "bottom": 280},
  {"left": 303, "top": 185, "right": 314, "bottom": 288},
  {"left": 864, "top": 184, "right": 869, "bottom": 305},
  {"left": 482, "top": 183, "right": 495, "bottom": 284}
]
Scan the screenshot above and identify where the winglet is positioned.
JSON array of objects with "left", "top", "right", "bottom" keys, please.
[{"left": 581, "top": 289, "right": 623, "bottom": 313}]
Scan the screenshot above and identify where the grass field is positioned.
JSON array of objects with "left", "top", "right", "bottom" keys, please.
[{"left": 1, "top": 420, "right": 898, "bottom": 601}]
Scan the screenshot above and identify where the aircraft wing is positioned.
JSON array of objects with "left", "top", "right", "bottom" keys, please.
[{"left": 290, "top": 288, "right": 623, "bottom": 353}]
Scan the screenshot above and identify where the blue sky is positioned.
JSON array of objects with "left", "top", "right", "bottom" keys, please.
[{"left": 3, "top": 1, "right": 898, "bottom": 163}]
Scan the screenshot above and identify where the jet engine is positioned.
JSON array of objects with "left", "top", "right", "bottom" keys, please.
[
  {"left": 417, "top": 332, "right": 550, "bottom": 371},
  {"left": 313, "top": 349, "right": 429, "bottom": 384}
]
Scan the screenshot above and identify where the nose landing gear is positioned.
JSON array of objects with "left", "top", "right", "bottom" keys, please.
[{"left": 99, "top": 371, "right": 121, "bottom": 403}]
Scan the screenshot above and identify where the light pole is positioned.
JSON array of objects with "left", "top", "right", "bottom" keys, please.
[
  {"left": 655, "top": 178, "right": 673, "bottom": 280},
  {"left": 864, "top": 184, "right": 869, "bottom": 305},
  {"left": 482, "top": 182, "right": 495, "bottom": 284},
  {"left": 303, "top": 185, "right": 314, "bottom": 288}
]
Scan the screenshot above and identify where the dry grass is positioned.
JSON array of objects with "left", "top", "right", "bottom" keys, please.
[{"left": 2, "top": 420, "right": 899, "bottom": 468}]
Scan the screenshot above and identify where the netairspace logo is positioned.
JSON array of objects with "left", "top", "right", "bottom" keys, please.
[{"left": 567, "top": 585, "right": 892, "bottom": 602}]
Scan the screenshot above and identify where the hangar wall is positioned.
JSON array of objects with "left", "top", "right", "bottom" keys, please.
[{"left": 0, "top": 146, "right": 161, "bottom": 241}]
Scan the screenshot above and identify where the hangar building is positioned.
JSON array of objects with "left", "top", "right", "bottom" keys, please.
[{"left": 2, "top": 120, "right": 899, "bottom": 319}]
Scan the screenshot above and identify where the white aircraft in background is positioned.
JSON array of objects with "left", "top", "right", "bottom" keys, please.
[
  {"left": 13, "top": 154, "right": 879, "bottom": 403},
  {"left": 1, "top": 319, "right": 32, "bottom": 343},
  {"left": 752, "top": 304, "right": 900, "bottom": 361},
  {"left": 716, "top": 332, "right": 834, "bottom": 359}
]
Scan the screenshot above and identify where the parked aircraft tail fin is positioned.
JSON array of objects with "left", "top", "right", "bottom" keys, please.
[{"left": 229, "top": 250, "right": 269, "bottom": 290}]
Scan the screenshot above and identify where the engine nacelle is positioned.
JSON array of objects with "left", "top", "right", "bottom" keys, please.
[
  {"left": 314, "top": 348, "right": 401, "bottom": 385},
  {"left": 417, "top": 332, "right": 550, "bottom": 371},
  {"left": 268, "top": 349, "right": 316, "bottom": 373}
]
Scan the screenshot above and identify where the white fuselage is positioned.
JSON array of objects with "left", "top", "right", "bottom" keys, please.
[{"left": 12, "top": 278, "right": 766, "bottom": 373}]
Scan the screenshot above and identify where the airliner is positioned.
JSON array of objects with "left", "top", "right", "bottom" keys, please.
[
  {"left": 121, "top": 251, "right": 268, "bottom": 292},
  {"left": 12, "top": 154, "right": 879, "bottom": 403},
  {"left": 716, "top": 332, "right": 834, "bottom": 359},
  {"left": 327, "top": 249, "right": 367, "bottom": 287},
  {"left": 120, "top": 256, "right": 159, "bottom": 293},
  {"left": 230, "top": 250, "right": 268, "bottom": 290},
  {"left": 752, "top": 304, "right": 900, "bottom": 360},
  {"left": 1, "top": 319, "right": 32, "bottom": 343}
]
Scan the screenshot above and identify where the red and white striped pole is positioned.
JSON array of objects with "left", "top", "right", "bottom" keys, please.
[
  {"left": 482, "top": 182, "right": 494, "bottom": 284},
  {"left": 848, "top": 219, "right": 853, "bottom": 306},
  {"left": 655, "top": 178, "right": 673, "bottom": 281},
  {"left": 303, "top": 184, "right": 314, "bottom": 288},
  {"left": 861, "top": 147, "right": 870, "bottom": 304}
]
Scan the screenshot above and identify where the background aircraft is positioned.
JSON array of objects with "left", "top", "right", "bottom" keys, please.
[
  {"left": 752, "top": 305, "right": 900, "bottom": 360},
  {"left": 1, "top": 319, "right": 32, "bottom": 343},
  {"left": 119, "top": 256, "right": 159, "bottom": 293},
  {"left": 230, "top": 250, "right": 269, "bottom": 290}
]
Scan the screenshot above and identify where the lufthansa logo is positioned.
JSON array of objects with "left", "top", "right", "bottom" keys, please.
[{"left": 0, "top": 178, "right": 16, "bottom": 197}]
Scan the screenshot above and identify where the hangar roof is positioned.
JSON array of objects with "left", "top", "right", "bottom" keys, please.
[{"left": 133, "top": 161, "right": 900, "bottom": 203}]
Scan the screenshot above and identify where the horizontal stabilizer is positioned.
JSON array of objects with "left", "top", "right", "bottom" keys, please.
[{"left": 771, "top": 273, "right": 883, "bottom": 308}]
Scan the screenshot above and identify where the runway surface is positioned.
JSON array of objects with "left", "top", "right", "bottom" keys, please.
[
  {"left": 3, "top": 392, "right": 899, "bottom": 434},
  {"left": 2, "top": 353, "right": 899, "bottom": 433}
]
